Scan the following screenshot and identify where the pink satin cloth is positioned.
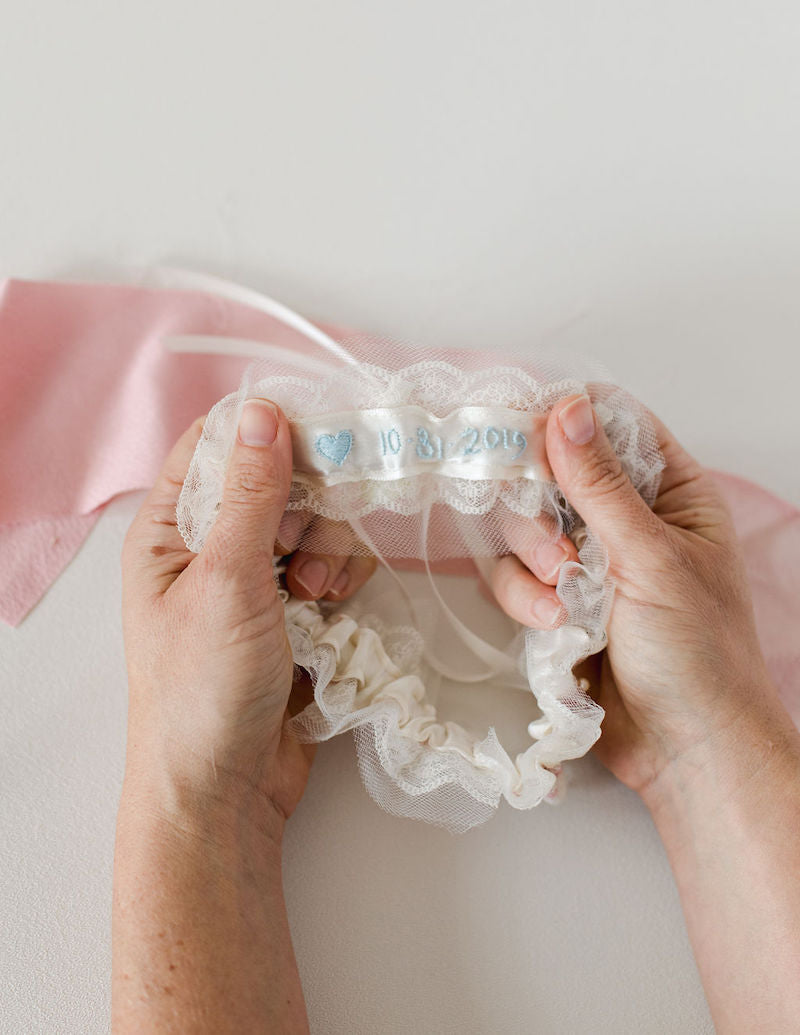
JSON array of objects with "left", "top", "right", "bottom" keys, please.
[
  {"left": 0, "top": 276, "right": 339, "bottom": 625},
  {"left": 1, "top": 277, "right": 798, "bottom": 726}
]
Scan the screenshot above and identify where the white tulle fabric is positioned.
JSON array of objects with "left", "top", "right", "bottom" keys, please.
[{"left": 173, "top": 278, "right": 664, "bottom": 833}]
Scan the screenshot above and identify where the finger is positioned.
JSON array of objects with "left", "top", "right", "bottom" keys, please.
[
  {"left": 122, "top": 415, "right": 206, "bottom": 581},
  {"left": 489, "top": 554, "right": 567, "bottom": 630},
  {"left": 283, "top": 513, "right": 367, "bottom": 599},
  {"left": 323, "top": 554, "right": 378, "bottom": 601},
  {"left": 295, "top": 515, "right": 364, "bottom": 557},
  {"left": 275, "top": 508, "right": 314, "bottom": 556},
  {"left": 500, "top": 501, "right": 576, "bottom": 577},
  {"left": 514, "top": 533, "right": 581, "bottom": 588},
  {"left": 285, "top": 551, "right": 350, "bottom": 600},
  {"left": 204, "top": 399, "right": 292, "bottom": 579},
  {"left": 545, "top": 394, "right": 662, "bottom": 563}
]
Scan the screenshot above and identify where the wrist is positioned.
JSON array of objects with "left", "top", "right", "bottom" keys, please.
[
  {"left": 113, "top": 765, "right": 300, "bottom": 1035},
  {"left": 641, "top": 693, "right": 800, "bottom": 823},
  {"left": 119, "top": 750, "right": 287, "bottom": 857},
  {"left": 122, "top": 689, "right": 288, "bottom": 838}
]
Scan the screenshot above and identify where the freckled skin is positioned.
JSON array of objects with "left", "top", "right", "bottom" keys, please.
[{"left": 114, "top": 398, "right": 800, "bottom": 1034}]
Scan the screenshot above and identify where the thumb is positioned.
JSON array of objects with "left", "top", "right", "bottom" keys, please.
[
  {"left": 545, "top": 393, "right": 660, "bottom": 562},
  {"left": 205, "top": 398, "right": 293, "bottom": 573}
]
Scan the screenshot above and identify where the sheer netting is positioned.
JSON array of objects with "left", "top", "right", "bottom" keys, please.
[{"left": 173, "top": 280, "right": 664, "bottom": 833}]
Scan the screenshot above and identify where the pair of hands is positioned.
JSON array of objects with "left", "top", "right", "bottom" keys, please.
[{"left": 121, "top": 392, "right": 781, "bottom": 828}]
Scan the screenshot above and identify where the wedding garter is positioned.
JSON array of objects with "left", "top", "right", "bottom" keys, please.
[{"left": 170, "top": 271, "right": 664, "bottom": 832}]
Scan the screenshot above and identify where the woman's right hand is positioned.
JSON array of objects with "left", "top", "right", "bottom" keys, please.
[{"left": 490, "top": 392, "right": 798, "bottom": 802}]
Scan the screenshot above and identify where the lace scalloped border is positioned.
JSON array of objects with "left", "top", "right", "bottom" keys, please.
[
  {"left": 280, "top": 587, "right": 605, "bottom": 833},
  {"left": 177, "top": 361, "right": 663, "bottom": 552}
]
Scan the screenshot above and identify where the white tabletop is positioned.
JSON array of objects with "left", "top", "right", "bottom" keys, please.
[{"left": 3, "top": 4, "right": 800, "bottom": 1032}]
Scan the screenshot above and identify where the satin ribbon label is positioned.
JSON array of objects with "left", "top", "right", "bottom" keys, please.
[{"left": 289, "top": 405, "right": 551, "bottom": 485}]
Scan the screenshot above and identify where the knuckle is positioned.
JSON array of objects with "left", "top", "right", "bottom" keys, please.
[
  {"left": 139, "top": 500, "right": 179, "bottom": 527},
  {"left": 230, "top": 457, "right": 273, "bottom": 497},
  {"left": 575, "top": 451, "right": 628, "bottom": 498},
  {"left": 223, "top": 472, "right": 286, "bottom": 522}
]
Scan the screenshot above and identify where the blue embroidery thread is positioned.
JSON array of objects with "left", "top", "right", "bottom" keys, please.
[
  {"left": 381, "top": 423, "right": 527, "bottom": 462},
  {"left": 315, "top": 430, "right": 353, "bottom": 466}
]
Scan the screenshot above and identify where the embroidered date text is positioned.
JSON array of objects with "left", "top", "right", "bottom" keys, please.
[{"left": 379, "top": 425, "right": 527, "bottom": 462}]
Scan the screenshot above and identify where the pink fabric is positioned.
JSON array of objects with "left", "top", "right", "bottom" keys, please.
[
  {"left": 0, "top": 276, "right": 341, "bottom": 624},
  {"left": 1, "top": 276, "right": 798, "bottom": 726}
]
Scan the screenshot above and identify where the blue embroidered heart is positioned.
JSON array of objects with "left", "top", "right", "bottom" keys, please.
[{"left": 315, "top": 430, "right": 353, "bottom": 466}]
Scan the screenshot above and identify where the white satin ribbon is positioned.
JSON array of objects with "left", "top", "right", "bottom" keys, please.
[
  {"left": 290, "top": 405, "right": 551, "bottom": 486},
  {"left": 164, "top": 335, "right": 340, "bottom": 375},
  {"left": 347, "top": 508, "right": 525, "bottom": 687},
  {"left": 148, "top": 266, "right": 362, "bottom": 371}
]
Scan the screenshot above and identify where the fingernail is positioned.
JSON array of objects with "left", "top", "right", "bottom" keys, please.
[
  {"left": 558, "top": 396, "right": 595, "bottom": 445},
  {"left": 328, "top": 568, "right": 350, "bottom": 598},
  {"left": 238, "top": 399, "right": 278, "bottom": 446},
  {"left": 295, "top": 558, "right": 330, "bottom": 597},
  {"left": 534, "top": 542, "right": 569, "bottom": 581},
  {"left": 531, "top": 596, "right": 565, "bottom": 628}
]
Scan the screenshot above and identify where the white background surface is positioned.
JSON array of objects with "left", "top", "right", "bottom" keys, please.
[{"left": 2, "top": 3, "right": 800, "bottom": 1032}]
